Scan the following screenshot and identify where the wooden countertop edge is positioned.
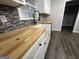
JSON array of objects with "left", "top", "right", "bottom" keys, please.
[
  {"left": 0, "top": 26, "right": 34, "bottom": 40},
  {"left": 0, "top": 29, "right": 35, "bottom": 56},
  {"left": 38, "top": 19, "right": 53, "bottom": 24},
  {"left": 8, "top": 28, "right": 45, "bottom": 59}
]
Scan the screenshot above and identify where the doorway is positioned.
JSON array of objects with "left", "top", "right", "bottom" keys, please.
[{"left": 62, "top": 1, "right": 79, "bottom": 32}]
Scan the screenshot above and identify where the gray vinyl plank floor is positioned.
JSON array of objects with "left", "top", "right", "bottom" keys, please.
[{"left": 45, "top": 30, "right": 79, "bottom": 59}]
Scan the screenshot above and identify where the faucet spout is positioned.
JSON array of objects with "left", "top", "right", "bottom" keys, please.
[{"left": 33, "top": 10, "right": 40, "bottom": 25}]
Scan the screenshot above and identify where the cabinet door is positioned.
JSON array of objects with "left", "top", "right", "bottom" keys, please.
[
  {"left": 34, "top": 44, "right": 45, "bottom": 59},
  {"left": 34, "top": 35, "right": 51, "bottom": 59},
  {"left": 35, "top": 0, "right": 44, "bottom": 12},
  {"left": 44, "top": 34, "right": 51, "bottom": 53},
  {"left": 35, "top": 0, "right": 51, "bottom": 14},
  {"left": 21, "top": 36, "right": 45, "bottom": 59}
]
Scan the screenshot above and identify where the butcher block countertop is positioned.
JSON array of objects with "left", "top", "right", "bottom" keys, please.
[
  {"left": 39, "top": 19, "right": 53, "bottom": 24},
  {"left": 0, "top": 24, "right": 44, "bottom": 59}
]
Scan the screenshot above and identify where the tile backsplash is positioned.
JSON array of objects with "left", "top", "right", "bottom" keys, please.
[{"left": 0, "top": 4, "right": 33, "bottom": 34}]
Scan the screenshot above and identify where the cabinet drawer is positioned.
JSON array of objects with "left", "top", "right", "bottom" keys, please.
[{"left": 43, "top": 34, "right": 51, "bottom": 54}]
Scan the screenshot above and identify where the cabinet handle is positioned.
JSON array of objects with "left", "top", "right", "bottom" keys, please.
[{"left": 39, "top": 44, "right": 42, "bottom": 46}]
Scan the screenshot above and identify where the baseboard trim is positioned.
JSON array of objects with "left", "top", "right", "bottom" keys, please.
[
  {"left": 52, "top": 29, "right": 61, "bottom": 31},
  {"left": 73, "top": 31, "right": 79, "bottom": 33}
]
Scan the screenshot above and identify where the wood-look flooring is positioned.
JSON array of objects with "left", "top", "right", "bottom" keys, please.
[{"left": 45, "top": 30, "right": 79, "bottom": 59}]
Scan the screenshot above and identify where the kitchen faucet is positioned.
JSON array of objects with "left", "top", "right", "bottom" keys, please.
[{"left": 33, "top": 10, "right": 40, "bottom": 25}]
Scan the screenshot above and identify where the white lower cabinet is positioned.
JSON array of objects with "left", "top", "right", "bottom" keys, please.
[
  {"left": 22, "top": 24, "right": 51, "bottom": 59},
  {"left": 34, "top": 34, "right": 51, "bottom": 59}
]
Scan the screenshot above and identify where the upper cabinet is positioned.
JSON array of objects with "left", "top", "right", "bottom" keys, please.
[
  {"left": 0, "top": 0, "right": 51, "bottom": 14},
  {"left": 0, "top": 0, "right": 36, "bottom": 8},
  {"left": 18, "top": 5, "right": 36, "bottom": 20},
  {"left": 18, "top": 0, "right": 37, "bottom": 20},
  {"left": 0, "top": 0, "right": 26, "bottom": 7},
  {"left": 35, "top": 0, "right": 51, "bottom": 15},
  {"left": 25, "top": 0, "right": 35, "bottom": 6},
  {"left": 24, "top": 0, "right": 36, "bottom": 8}
]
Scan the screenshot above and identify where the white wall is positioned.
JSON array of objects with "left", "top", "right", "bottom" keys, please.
[
  {"left": 65, "top": 0, "right": 72, "bottom": 1},
  {"left": 73, "top": 11, "right": 79, "bottom": 33},
  {"left": 50, "top": 0, "right": 66, "bottom": 31}
]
